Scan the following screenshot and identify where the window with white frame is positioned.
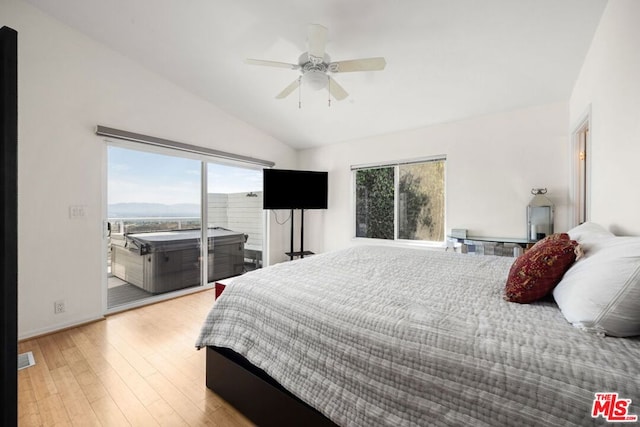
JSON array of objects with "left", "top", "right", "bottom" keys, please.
[{"left": 353, "top": 156, "right": 445, "bottom": 242}]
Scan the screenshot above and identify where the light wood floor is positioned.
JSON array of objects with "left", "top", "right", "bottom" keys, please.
[{"left": 18, "top": 289, "right": 254, "bottom": 426}]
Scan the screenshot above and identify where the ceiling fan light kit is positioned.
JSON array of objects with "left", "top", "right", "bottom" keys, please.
[
  {"left": 303, "top": 70, "right": 328, "bottom": 91},
  {"left": 246, "top": 24, "right": 386, "bottom": 106}
]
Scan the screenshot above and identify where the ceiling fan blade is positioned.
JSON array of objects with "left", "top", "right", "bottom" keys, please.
[
  {"left": 245, "top": 58, "right": 300, "bottom": 70},
  {"left": 329, "top": 57, "right": 387, "bottom": 73},
  {"left": 275, "top": 78, "right": 301, "bottom": 99},
  {"left": 328, "top": 77, "right": 348, "bottom": 101},
  {"left": 307, "top": 24, "right": 328, "bottom": 63}
]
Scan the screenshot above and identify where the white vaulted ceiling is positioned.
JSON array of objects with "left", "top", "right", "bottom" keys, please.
[{"left": 24, "top": 0, "right": 607, "bottom": 149}]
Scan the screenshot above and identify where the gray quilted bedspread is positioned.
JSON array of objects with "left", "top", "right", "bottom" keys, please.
[{"left": 196, "top": 245, "right": 640, "bottom": 426}]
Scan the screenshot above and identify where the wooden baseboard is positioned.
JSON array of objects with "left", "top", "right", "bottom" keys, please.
[{"left": 18, "top": 317, "right": 106, "bottom": 343}]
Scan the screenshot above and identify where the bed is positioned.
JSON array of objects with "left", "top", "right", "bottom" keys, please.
[{"left": 196, "top": 225, "right": 640, "bottom": 426}]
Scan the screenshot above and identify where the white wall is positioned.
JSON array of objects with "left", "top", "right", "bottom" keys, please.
[
  {"left": 570, "top": 0, "right": 640, "bottom": 236},
  {"left": 208, "top": 192, "right": 264, "bottom": 248},
  {"left": 226, "top": 193, "right": 263, "bottom": 248},
  {"left": 299, "top": 102, "right": 571, "bottom": 253},
  {"left": 3, "top": 0, "right": 297, "bottom": 339},
  {"left": 208, "top": 193, "right": 229, "bottom": 228}
]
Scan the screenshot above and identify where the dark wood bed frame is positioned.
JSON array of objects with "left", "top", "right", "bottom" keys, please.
[{"left": 206, "top": 346, "right": 338, "bottom": 427}]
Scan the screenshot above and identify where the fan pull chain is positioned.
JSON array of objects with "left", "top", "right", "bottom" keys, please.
[
  {"left": 328, "top": 76, "right": 331, "bottom": 107},
  {"left": 298, "top": 76, "right": 302, "bottom": 109}
]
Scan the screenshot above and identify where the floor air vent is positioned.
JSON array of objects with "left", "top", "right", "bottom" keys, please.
[{"left": 18, "top": 351, "right": 36, "bottom": 370}]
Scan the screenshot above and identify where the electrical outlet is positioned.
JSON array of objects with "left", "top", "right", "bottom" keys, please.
[{"left": 54, "top": 300, "right": 65, "bottom": 314}]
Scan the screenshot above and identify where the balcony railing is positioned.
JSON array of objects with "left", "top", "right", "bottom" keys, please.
[{"left": 108, "top": 217, "right": 201, "bottom": 235}]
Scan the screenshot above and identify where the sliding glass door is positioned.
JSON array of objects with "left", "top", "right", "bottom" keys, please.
[
  {"left": 106, "top": 144, "right": 265, "bottom": 309},
  {"left": 206, "top": 163, "right": 264, "bottom": 281},
  {"left": 107, "top": 146, "right": 203, "bottom": 308}
]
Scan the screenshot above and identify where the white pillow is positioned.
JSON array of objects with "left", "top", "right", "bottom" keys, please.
[
  {"left": 552, "top": 235, "right": 640, "bottom": 337},
  {"left": 567, "top": 222, "right": 615, "bottom": 249}
]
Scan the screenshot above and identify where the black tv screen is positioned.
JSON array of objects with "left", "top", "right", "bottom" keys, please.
[{"left": 263, "top": 169, "right": 328, "bottom": 209}]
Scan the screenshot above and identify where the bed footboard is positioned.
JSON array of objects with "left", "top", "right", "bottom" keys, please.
[{"left": 206, "top": 346, "right": 337, "bottom": 427}]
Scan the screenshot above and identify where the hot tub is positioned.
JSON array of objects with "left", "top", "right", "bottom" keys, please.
[{"left": 111, "top": 227, "right": 245, "bottom": 294}]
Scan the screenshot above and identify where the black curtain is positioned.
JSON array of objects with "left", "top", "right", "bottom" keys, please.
[{"left": 0, "top": 25, "right": 18, "bottom": 426}]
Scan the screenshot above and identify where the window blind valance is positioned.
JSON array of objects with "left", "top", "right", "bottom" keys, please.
[
  {"left": 96, "top": 125, "right": 275, "bottom": 168},
  {"left": 350, "top": 154, "right": 446, "bottom": 171}
]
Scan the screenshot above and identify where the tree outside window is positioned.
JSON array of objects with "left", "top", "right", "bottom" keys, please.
[
  {"left": 398, "top": 161, "right": 444, "bottom": 241},
  {"left": 355, "top": 158, "right": 445, "bottom": 242},
  {"left": 355, "top": 167, "right": 394, "bottom": 239}
]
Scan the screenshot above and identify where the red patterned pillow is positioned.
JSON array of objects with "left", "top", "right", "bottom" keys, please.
[{"left": 504, "top": 233, "right": 579, "bottom": 303}]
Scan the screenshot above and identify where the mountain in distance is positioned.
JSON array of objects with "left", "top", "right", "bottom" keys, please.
[{"left": 108, "top": 202, "right": 200, "bottom": 218}]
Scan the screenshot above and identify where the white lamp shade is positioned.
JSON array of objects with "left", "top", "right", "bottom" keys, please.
[{"left": 303, "top": 71, "right": 328, "bottom": 90}]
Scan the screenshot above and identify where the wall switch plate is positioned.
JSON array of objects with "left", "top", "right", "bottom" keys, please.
[{"left": 69, "top": 205, "right": 87, "bottom": 219}]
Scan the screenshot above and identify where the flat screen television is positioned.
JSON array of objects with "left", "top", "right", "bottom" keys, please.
[{"left": 263, "top": 169, "right": 328, "bottom": 209}]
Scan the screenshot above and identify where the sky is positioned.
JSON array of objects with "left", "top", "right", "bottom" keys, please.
[{"left": 108, "top": 146, "right": 263, "bottom": 205}]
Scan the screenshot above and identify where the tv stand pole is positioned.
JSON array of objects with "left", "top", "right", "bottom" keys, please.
[
  {"left": 300, "top": 209, "right": 305, "bottom": 258},
  {"left": 290, "top": 209, "right": 294, "bottom": 261},
  {"left": 285, "top": 209, "right": 314, "bottom": 260},
  {"left": 285, "top": 209, "right": 313, "bottom": 261}
]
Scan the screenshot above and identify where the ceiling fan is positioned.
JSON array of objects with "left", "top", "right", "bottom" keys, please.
[{"left": 245, "top": 24, "right": 386, "bottom": 101}]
